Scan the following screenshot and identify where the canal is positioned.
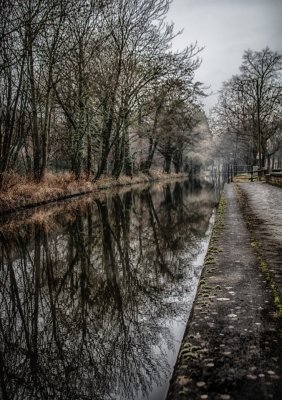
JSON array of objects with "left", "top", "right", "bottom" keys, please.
[{"left": 0, "top": 179, "right": 219, "bottom": 400}]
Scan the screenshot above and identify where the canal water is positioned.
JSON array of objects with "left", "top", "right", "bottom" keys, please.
[{"left": 0, "top": 179, "right": 219, "bottom": 400}]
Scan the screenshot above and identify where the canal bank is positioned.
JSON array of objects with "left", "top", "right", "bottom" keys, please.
[
  {"left": 0, "top": 171, "right": 187, "bottom": 216},
  {"left": 167, "top": 183, "right": 282, "bottom": 400}
]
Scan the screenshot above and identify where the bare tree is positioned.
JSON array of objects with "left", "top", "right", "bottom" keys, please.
[
  {"left": 0, "top": 0, "right": 207, "bottom": 188},
  {"left": 0, "top": 1, "right": 29, "bottom": 187},
  {"left": 213, "top": 48, "right": 282, "bottom": 170},
  {"left": 52, "top": 0, "right": 105, "bottom": 179}
]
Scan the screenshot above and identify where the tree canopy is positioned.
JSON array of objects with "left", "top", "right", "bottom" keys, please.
[
  {"left": 0, "top": 0, "right": 208, "bottom": 189},
  {"left": 212, "top": 47, "right": 282, "bottom": 171}
]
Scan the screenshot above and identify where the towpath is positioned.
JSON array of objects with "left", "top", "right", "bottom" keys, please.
[
  {"left": 167, "top": 183, "right": 282, "bottom": 400},
  {"left": 237, "top": 182, "right": 282, "bottom": 299}
]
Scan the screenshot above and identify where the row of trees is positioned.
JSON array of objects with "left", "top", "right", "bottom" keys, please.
[
  {"left": 0, "top": 0, "right": 206, "bottom": 189},
  {"left": 212, "top": 47, "right": 282, "bottom": 170}
]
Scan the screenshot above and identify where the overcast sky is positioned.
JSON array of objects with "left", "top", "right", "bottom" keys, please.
[{"left": 166, "top": 0, "right": 282, "bottom": 112}]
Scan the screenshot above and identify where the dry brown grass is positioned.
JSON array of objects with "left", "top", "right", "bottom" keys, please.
[
  {"left": 232, "top": 174, "right": 252, "bottom": 182},
  {"left": 0, "top": 170, "right": 187, "bottom": 214},
  {"left": 94, "top": 171, "right": 187, "bottom": 189},
  {"left": 232, "top": 174, "right": 265, "bottom": 183},
  {"left": 0, "top": 171, "right": 93, "bottom": 210}
]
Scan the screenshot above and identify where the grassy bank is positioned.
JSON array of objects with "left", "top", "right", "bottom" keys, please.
[{"left": 0, "top": 171, "right": 187, "bottom": 215}]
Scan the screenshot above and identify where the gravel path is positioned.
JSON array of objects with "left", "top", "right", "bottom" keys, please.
[
  {"left": 238, "top": 182, "right": 282, "bottom": 243},
  {"left": 167, "top": 183, "right": 282, "bottom": 400},
  {"left": 237, "top": 182, "right": 282, "bottom": 300}
]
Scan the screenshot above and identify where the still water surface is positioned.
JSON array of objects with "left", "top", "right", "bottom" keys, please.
[{"left": 0, "top": 180, "right": 219, "bottom": 400}]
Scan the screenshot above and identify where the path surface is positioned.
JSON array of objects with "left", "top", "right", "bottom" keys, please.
[
  {"left": 167, "top": 183, "right": 282, "bottom": 400},
  {"left": 237, "top": 182, "right": 282, "bottom": 299}
]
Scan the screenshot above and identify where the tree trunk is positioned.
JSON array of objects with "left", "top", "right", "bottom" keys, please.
[
  {"left": 41, "top": 77, "right": 53, "bottom": 179},
  {"left": 112, "top": 138, "right": 123, "bottom": 179},
  {"left": 164, "top": 154, "right": 172, "bottom": 174},
  {"left": 140, "top": 138, "right": 157, "bottom": 173},
  {"left": 173, "top": 150, "right": 183, "bottom": 173},
  {"left": 123, "top": 122, "right": 132, "bottom": 177},
  {"left": 85, "top": 131, "right": 92, "bottom": 180},
  {"left": 27, "top": 29, "right": 42, "bottom": 182},
  {"left": 96, "top": 103, "right": 114, "bottom": 179}
]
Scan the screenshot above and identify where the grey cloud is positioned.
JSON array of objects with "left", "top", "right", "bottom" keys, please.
[{"left": 167, "top": 0, "right": 282, "bottom": 110}]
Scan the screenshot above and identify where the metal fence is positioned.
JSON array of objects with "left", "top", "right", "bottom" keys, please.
[{"left": 226, "top": 164, "right": 260, "bottom": 183}]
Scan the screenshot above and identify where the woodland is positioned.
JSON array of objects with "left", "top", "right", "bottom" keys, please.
[{"left": 0, "top": 0, "right": 207, "bottom": 193}]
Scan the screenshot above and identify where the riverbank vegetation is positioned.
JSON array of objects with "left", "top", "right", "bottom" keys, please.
[
  {"left": 0, "top": 0, "right": 210, "bottom": 196},
  {"left": 0, "top": 170, "right": 186, "bottom": 213},
  {"left": 211, "top": 47, "right": 282, "bottom": 171}
]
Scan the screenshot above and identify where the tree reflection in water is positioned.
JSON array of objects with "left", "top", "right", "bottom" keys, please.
[{"left": 0, "top": 180, "right": 217, "bottom": 400}]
